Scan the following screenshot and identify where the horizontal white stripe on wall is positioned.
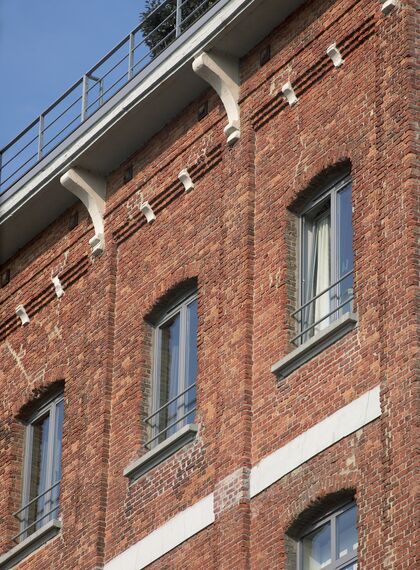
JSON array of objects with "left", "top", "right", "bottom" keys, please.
[
  {"left": 250, "top": 385, "right": 381, "bottom": 498},
  {"left": 104, "top": 494, "right": 214, "bottom": 570},
  {"left": 104, "top": 386, "right": 380, "bottom": 568}
]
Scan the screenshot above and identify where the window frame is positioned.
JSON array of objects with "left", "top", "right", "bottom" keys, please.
[
  {"left": 296, "top": 174, "right": 353, "bottom": 345},
  {"left": 147, "top": 290, "right": 198, "bottom": 449},
  {"left": 19, "top": 391, "right": 64, "bottom": 542},
  {"left": 297, "top": 501, "right": 358, "bottom": 570}
]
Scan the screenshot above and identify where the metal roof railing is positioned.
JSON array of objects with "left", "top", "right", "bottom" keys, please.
[{"left": 0, "top": 0, "right": 218, "bottom": 197}]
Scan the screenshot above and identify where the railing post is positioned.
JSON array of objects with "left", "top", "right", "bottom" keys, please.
[
  {"left": 175, "top": 0, "right": 182, "bottom": 37},
  {"left": 37, "top": 115, "right": 45, "bottom": 160},
  {"left": 81, "top": 75, "right": 89, "bottom": 122},
  {"left": 128, "top": 33, "right": 135, "bottom": 79}
]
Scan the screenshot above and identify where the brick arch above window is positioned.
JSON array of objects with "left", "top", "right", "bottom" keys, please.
[
  {"left": 285, "top": 489, "right": 357, "bottom": 570},
  {"left": 14, "top": 379, "right": 65, "bottom": 422}
]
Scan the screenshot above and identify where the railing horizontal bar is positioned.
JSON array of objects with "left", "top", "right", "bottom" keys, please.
[
  {"left": 1, "top": 132, "right": 39, "bottom": 169},
  {"left": 87, "top": 37, "right": 130, "bottom": 76},
  {"left": 291, "top": 297, "right": 354, "bottom": 343},
  {"left": 144, "top": 384, "right": 196, "bottom": 422},
  {"left": 180, "top": 0, "right": 210, "bottom": 26},
  {"left": 41, "top": 78, "right": 84, "bottom": 117},
  {"left": 86, "top": 74, "right": 127, "bottom": 113},
  {"left": 0, "top": 119, "right": 39, "bottom": 154},
  {"left": 42, "top": 94, "right": 83, "bottom": 134},
  {"left": 13, "top": 504, "right": 60, "bottom": 542},
  {"left": 0, "top": 151, "right": 39, "bottom": 188},
  {"left": 292, "top": 270, "right": 354, "bottom": 317},
  {"left": 13, "top": 481, "right": 61, "bottom": 516},
  {"left": 145, "top": 407, "right": 196, "bottom": 447},
  {"left": 41, "top": 115, "right": 82, "bottom": 152}
]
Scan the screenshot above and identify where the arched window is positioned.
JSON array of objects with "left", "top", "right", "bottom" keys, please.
[
  {"left": 292, "top": 173, "right": 354, "bottom": 346},
  {"left": 144, "top": 289, "right": 198, "bottom": 449},
  {"left": 15, "top": 389, "right": 64, "bottom": 543},
  {"left": 293, "top": 501, "right": 358, "bottom": 570}
]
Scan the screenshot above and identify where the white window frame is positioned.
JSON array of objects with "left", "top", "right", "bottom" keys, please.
[
  {"left": 297, "top": 502, "right": 358, "bottom": 570},
  {"left": 17, "top": 391, "right": 64, "bottom": 543},
  {"left": 146, "top": 291, "right": 198, "bottom": 449}
]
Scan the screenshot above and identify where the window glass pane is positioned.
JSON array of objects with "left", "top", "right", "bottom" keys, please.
[
  {"left": 158, "top": 312, "right": 180, "bottom": 441},
  {"left": 337, "top": 505, "right": 358, "bottom": 559},
  {"left": 337, "top": 182, "right": 353, "bottom": 315},
  {"left": 50, "top": 399, "right": 64, "bottom": 518},
  {"left": 185, "top": 299, "right": 198, "bottom": 423},
  {"left": 28, "top": 414, "right": 50, "bottom": 534},
  {"left": 302, "top": 203, "right": 331, "bottom": 340},
  {"left": 302, "top": 522, "right": 332, "bottom": 569},
  {"left": 342, "top": 563, "right": 357, "bottom": 570}
]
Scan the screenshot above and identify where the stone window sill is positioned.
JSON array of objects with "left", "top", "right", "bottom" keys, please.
[
  {"left": 123, "top": 423, "right": 198, "bottom": 482},
  {"left": 271, "top": 313, "right": 358, "bottom": 380},
  {"left": 0, "top": 520, "right": 61, "bottom": 570}
]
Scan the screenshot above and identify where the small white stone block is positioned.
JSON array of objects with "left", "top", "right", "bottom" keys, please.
[
  {"left": 282, "top": 82, "right": 298, "bottom": 106},
  {"left": 326, "top": 43, "right": 344, "bottom": 67},
  {"left": 381, "top": 0, "right": 398, "bottom": 14},
  {"left": 140, "top": 201, "right": 156, "bottom": 224},
  {"left": 224, "top": 123, "right": 241, "bottom": 146},
  {"left": 89, "top": 233, "right": 104, "bottom": 256},
  {"left": 52, "top": 276, "right": 64, "bottom": 299},
  {"left": 178, "top": 169, "right": 195, "bottom": 193},
  {"left": 16, "top": 305, "right": 30, "bottom": 326}
]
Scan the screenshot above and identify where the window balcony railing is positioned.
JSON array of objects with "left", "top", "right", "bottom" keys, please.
[
  {"left": 144, "top": 383, "right": 196, "bottom": 449},
  {"left": 13, "top": 480, "right": 60, "bottom": 543},
  {"left": 0, "top": 0, "right": 218, "bottom": 198},
  {"left": 291, "top": 270, "right": 354, "bottom": 346}
]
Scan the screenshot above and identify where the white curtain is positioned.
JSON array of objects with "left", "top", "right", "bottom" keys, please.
[{"left": 313, "top": 216, "right": 330, "bottom": 333}]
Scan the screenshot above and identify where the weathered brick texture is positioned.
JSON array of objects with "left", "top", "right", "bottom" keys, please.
[{"left": 0, "top": 0, "right": 418, "bottom": 568}]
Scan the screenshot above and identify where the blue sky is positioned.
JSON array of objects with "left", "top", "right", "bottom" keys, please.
[{"left": 0, "top": 0, "right": 145, "bottom": 148}]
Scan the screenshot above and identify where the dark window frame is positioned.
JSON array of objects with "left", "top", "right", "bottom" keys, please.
[
  {"left": 297, "top": 501, "right": 358, "bottom": 570},
  {"left": 293, "top": 174, "right": 354, "bottom": 345},
  {"left": 17, "top": 391, "right": 64, "bottom": 543},
  {"left": 145, "top": 290, "right": 198, "bottom": 449}
]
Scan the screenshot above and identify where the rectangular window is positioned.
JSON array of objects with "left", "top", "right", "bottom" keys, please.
[
  {"left": 145, "top": 292, "right": 198, "bottom": 449},
  {"left": 14, "top": 392, "right": 64, "bottom": 543},
  {"left": 293, "top": 176, "right": 354, "bottom": 345}
]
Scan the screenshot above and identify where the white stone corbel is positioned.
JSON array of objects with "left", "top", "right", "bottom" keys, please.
[
  {"left": 381, "top": 0, "right": 399, "bottom": 14},
  {"left": 52, "top": 276, "right": 64, "bottom": 299},
  {"left": 193, "top": 51, "right": 240, "bottom": 145},
  {"left": 326, "top": 43, "right": 344, "bottom": 67},
  {"left": 60, "top": 167, "right": 106, "bottom": 256},
  {"left": 282, "top": 82, "right": 298, "bottom": 106},
  {"left": 178, "top": 169, "right": 194, "bottom": 193},
  {"left": 16, "top": 305, "right": 30, "bottom": 326},
  {"left": 140, "top": 201, "right": 156, "bottom": 224}
]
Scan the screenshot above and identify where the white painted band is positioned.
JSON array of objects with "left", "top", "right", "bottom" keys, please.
[
  {"left": 250, "top": 385, "right": 381, "bottom": 497},
  {"left": 104, "top": 494, "right": 214, "bottom": 570}
]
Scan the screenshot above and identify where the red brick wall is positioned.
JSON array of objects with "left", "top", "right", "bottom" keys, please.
[{"left": 0, "top": 0, "right": 417, "bottom": 568}]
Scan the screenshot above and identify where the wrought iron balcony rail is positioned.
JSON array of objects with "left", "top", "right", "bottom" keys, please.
[
  {"left": 0, "top": 0, "right": 218, "bottom": 197},
  {"left": 13, "top": 480, "right": 60, "bottom": 543},
  {"left": 144, "top": 383, "right": 196, "bottom": 449},
  {"left": 291, "top": 270, "right": 354, "bottom": 346}
]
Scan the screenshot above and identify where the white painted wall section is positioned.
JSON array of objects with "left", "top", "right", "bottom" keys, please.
[
  {"left": 104, "top": 494, "right": 214, "bottom": 570},
  {"left": 250, "top": 386, "right": 381, "bottom": 498}
]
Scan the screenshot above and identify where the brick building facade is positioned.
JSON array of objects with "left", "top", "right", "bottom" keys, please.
[{"left": 0, "top": 0, "right": 418, "bottom": 568}]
